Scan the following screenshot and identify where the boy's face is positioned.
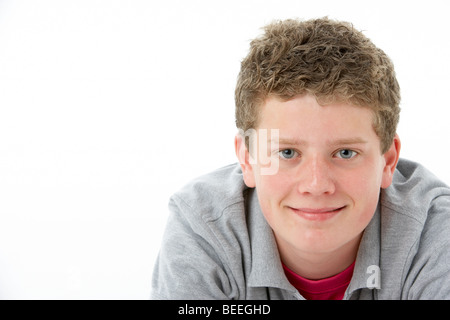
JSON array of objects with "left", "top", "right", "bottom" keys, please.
[{"left": 237, "top": 94, "right": 400, "bottom": 262}]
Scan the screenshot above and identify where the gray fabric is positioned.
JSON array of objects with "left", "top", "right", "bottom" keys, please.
[{"left": 151, "top": 158, "right": 450, "bottom": 300}]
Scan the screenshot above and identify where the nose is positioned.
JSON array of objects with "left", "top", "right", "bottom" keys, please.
[{"left": 296, "top": 155, "right": 336, "bottom": 196}]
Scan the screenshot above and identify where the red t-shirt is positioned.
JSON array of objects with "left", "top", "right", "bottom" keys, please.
[{"left": 282, "top": 261, "right": 355, "bottom": 300}]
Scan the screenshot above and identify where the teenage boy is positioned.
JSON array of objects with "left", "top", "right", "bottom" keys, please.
[{"left": 151, "top": 18, "right": 450, "bottom": 300}]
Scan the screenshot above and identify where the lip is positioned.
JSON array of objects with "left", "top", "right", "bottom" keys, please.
[{"left": 288, "top": 206, "right": 346, "bottom": 221}]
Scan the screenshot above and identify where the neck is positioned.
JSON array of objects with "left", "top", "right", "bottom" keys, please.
[{"left": 276, "top": 232, "right": 362, "bottom": 280}]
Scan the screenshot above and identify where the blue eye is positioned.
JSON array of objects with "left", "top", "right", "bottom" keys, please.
[
  {"left": 336, "top": 149, "right": 357, "bottom": 159},
  {"left": 279, "top": 149, "right": 298, "bottom": 159}
]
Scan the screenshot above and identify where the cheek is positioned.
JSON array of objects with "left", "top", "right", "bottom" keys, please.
[
  {"left": 339, "top": 164, "right": 383, "bottom": 220},
  {"left": 255, "top": 169, "right": 295, "bottom": 197},
  {"left": 254, "top": 172, "right": 293, "bottom": 218},
  {"left": 341, "top": 156, "right": 384, "bottom": 192}
]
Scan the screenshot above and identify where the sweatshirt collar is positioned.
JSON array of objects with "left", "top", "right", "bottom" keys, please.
[
  {"left": 346, "top": 203, "right": 381, "bottom": 296},
  {"left": 246, "top": 188, "right": 297, "bottom": 292}
]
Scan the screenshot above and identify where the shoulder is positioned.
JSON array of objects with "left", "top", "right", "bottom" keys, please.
[
  {"left": 152, "top": 164, "right": 250, "bottom": 299},
  {"left": 381, "top": 158, "right": 450, "bottom": 226},
  {"left": 378, "top": 159, "right": 450, "bottom": 298},
  {"left": 170, "top": 163, "right": 248, "bottom": 222},
  {"left": 380, "top": 158, "right": 450, "bottom": 263}
]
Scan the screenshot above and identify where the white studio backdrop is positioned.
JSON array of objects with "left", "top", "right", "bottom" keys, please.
[{"left": 0, "top": 0, "right": 449, "bottom": 299}]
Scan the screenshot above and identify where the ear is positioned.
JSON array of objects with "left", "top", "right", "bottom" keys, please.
[
  {"left": 235, "top": 133, "right": 256, "bottom": 188},
  {"left": 381, "top": 134, "right": 401, "bottom": 189}
]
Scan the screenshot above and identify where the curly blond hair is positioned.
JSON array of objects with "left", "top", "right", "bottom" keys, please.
[{"left": 235, "top": 18, "right": 400, "bottom": 153}]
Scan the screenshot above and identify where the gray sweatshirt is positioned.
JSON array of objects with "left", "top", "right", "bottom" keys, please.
[{"left": 151, "top": 158, "right": 450, "bottom": 300}]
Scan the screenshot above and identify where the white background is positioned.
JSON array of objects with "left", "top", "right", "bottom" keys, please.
[{"left": 0, "top": 0, "right": 449, "bottom": 299}]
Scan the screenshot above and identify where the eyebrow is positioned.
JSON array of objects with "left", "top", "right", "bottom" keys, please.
[
  {"left": 328, "top": 138, "right": 369, "bottom": 146},
  {"left": 273, "top": 137, "right": 368, "bottom": 146}
]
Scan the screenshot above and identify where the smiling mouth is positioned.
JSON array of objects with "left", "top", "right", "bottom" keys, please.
[{"left": 288, "top": 206, "right": 346, "bottom": 221}]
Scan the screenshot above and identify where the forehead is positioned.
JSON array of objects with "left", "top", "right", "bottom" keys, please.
[{"left": 257, "top": 94, "right": 379, "bottom": 145}]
